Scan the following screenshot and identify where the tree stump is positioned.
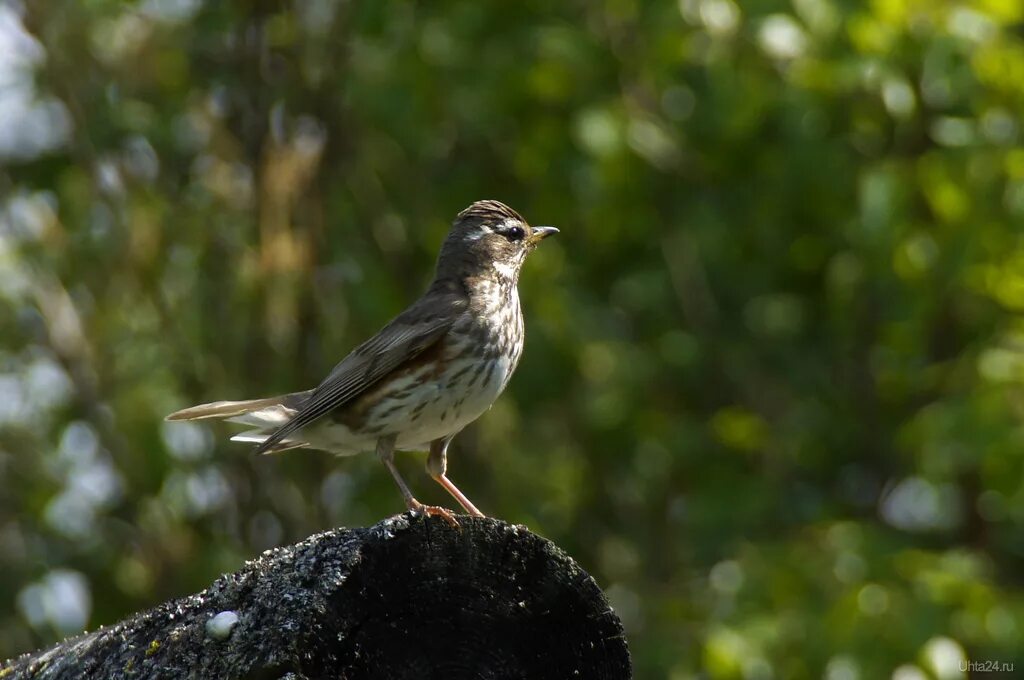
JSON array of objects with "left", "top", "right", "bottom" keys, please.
[{"left": 2, "top": 514, "right": 631, "bottom": 679}]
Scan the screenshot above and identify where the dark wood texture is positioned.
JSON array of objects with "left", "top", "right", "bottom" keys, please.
[{"left": 2, "top": 514, "right": 631, "bottom": 679}]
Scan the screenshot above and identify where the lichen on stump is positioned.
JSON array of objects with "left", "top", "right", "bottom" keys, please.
[{"left": 2, "top": 514, "right": 631, "bottom": 679}]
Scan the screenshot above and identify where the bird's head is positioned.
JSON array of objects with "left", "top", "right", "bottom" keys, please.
[{"left": 437, "top": 200, "right": 558, "bottom": 283}]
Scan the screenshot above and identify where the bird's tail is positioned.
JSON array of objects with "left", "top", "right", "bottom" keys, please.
[
  {"left": 165, "top": 391, "right": 313, "bottom": 454},
  {"left": 165, "top": 396, "right": 288, "bottom": 422}
]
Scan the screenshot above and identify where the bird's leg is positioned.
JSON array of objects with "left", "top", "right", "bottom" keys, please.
[
  {"left": 427, "top": 437, "right": 485, "bottom": 517},
  {"left": 376, "top": 435, "right": 416, "bottom": 504},
  {"left": 376, "top": 436, "right": 458, "bottom": 527}
]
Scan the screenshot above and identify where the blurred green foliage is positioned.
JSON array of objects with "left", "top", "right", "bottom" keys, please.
[{"left": 1, "top": 0, "right": 1023, "bottom": 677}]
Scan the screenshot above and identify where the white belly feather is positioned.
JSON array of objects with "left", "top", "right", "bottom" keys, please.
[{"left": 300, "top": 353, "right": 512, "bottom": 454}]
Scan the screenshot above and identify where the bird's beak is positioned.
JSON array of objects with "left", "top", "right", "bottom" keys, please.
[{"left": 529, "top": 226, "right": 559, "bottom": 246}]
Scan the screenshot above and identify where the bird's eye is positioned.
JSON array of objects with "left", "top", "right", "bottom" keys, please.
[{"left": 505, "top": 225, "right": 525, "bottom": 242}]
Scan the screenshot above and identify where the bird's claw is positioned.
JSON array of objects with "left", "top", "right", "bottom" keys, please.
[{"left": 408, "top": 499, "right": 460, "bottom": 529}]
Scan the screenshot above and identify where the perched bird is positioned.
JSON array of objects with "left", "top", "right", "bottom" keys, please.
[{"left": 167, "top": 200, "right": 557, "bottom": 521}]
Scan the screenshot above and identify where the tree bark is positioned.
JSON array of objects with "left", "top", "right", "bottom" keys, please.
[{"left": 2, "top": 514, "right": 631, "bottom": 679}]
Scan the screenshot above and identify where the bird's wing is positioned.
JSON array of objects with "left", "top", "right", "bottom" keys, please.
[{"left": 253, "top": 294, "right": 463, "bottom": 454}]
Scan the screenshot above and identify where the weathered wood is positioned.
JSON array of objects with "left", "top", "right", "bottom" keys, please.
[{"left": 2, "top": 514, "right": 631, "bottom": 679}]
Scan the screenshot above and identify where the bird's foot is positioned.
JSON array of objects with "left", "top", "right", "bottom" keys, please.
[{"left": 408, "top": 499, "right": 460, "bottom": 529}]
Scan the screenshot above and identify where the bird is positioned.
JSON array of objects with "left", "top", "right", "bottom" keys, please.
[{"left": 166, "top": 200, "right": 558, "bottom": 522}]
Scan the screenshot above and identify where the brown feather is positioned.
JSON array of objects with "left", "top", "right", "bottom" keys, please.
[{"left": 165, "top": 397, "right": 287, "bottom": 421}]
